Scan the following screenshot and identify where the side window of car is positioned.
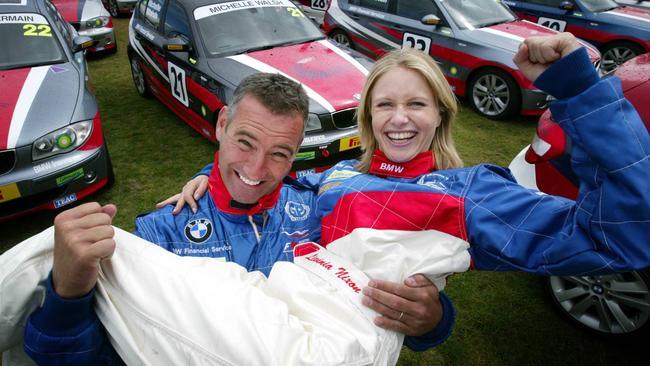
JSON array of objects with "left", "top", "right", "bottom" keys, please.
[
  {"left": 164, "top": 0, "right": 192, "bottom": 40},
  {"left": 137, "top": 0, "right": 149, "bottom": 19},
  {"left": 357, "top": 0, "right": 389, "bottom": 12},
  {"left": 394, "top": 0, "right": 438, "bottom": 21},
  {"left": 144, "top": 0, "right": 164, "bottom": 29},
  {"left": 44, "top": 0, "right": 73, "bottom": 46}
]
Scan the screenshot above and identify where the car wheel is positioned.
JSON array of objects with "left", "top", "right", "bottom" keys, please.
[
  {"left": 108, "top": 0, "right": 120, "bottom": 18},
  {"left": 601, "top": 42, "right": 644, "bottom": 73},
  {"left": 468, "top": 68, "right": 520, "bottom": 120},
  {"left": 130, "top": 55, "right": 151, "bottom": 98},
  {"left": 329, "top": 30, "right": 353, "bottom": 49},
  {"left": 546, "top": 270, "right": 650, "bottom": 336}
]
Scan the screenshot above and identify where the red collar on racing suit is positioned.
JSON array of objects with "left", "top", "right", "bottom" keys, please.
[
  {"left": 368, "top": 149, "right": 436, "bottom": 178},
  {"left": 208, "top": 152, "right": 283, "bottom": 215}
]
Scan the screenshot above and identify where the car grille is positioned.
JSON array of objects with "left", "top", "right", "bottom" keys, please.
[
  {"left": 70, "top": 22, "right": 81, "bottom": 31},
  {"left": 0, "top": 150, "right": 16, "bottom": 175},
  {"left": 331, "top": 108, "right": 357, "bottom": 129}
]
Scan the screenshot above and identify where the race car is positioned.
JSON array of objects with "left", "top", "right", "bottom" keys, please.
[
  {"left": 102, "top": 0, "right": 136, "bottom": 17},
  {"left": 508, "top": 53, "right": 650, "bottom": 336},
  {"left": 323, "top": 0, "right": 601, "bottom": 120},
  {"left": 128, "top": 0, "right": 371, "bottom": 175},
  {"left": 504, "top": 0, "right": 650, "bottom": 72},
  {"left": 52, "top": 0, "right": 117, "bottom": 54},
  {"left": 0, "top": 0, "right": 114, "bottom": 220}
]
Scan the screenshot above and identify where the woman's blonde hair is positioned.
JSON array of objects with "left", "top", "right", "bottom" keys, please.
[{"left": 356, "top": 48, "right": 463, "bottom": 172}]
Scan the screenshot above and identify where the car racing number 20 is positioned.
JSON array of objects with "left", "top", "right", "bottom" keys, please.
[
  {"left": 402, "top": 32, "right": 431, "bottom": 54},
  {"left": 311, "top": 0, "right": 327, "bottom": 10},
  {"left": 168, "top": 61, "right": 189, "bottom": 107}
]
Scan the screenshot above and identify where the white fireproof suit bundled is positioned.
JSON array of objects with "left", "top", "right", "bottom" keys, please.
[{"left": 0, "top": 226, "right": 470, "bottom": 366}]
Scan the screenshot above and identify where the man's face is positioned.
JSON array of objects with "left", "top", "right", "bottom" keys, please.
[{"left": 216, "top": 95, "right": 304, "bottom": 204}]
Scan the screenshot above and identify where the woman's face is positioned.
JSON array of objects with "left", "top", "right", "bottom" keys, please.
[{"left": 370, "top": 66, "right": 441, "bottom": 163}]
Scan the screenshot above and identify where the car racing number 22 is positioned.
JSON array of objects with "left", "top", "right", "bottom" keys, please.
[
  {"left": 402, "top": 32, "right": 431, "bottom": 54},
  {"left": 168, "top": 61, "right": 189, "bottom": 107},
  {"left": 536, "top": 17, "right": 566, "bottom": 32}
]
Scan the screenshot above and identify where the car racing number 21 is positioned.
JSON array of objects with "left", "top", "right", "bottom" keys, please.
[
  {"left": 402, "top": 32, "right": 431, "bottom": 54},
  {"left": 168, "top": 61, "right": 189, "bottom": 107},
  {"left": 536, "top": 17, "right": 566, "bottom": 32}
]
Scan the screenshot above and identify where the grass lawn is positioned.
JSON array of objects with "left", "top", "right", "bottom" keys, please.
[{"left": 1, "top": 18, "right": 643, "bottom": 365}]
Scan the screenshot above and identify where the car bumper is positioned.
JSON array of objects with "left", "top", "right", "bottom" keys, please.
[
  {"left": 117, "top": 0, "right": 137, "bottom": 13},
  {"left": 79, "top": 27, "right": 117, "bottom": 53},
  {"left": 521, "top": 88, "right": 550, "bottom": 116},
  {"left": 293, "top": 128, "right": 361, "bottom": 173},
  {"left": 0, "top": 144, "right": 111, "bottom": 220}
]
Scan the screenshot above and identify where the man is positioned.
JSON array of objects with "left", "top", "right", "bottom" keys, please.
[{"left": 23, "top": 73, "right": 455, "bottom": 364}]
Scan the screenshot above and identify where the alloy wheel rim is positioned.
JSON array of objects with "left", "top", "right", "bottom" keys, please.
[
  {"left": 109, "top": 0, "right": 119, "bottom": 17},
  {"left": 472, "top": 74, "right": 510, "bottom": 116},
  {"left": 549, "top": 273, "right": 650, "bottom": 334},
  {"left": 332, "top": 33, "right": 350, "bottom": 47},
  {"left": 131, "top": 59, "right": 146, "bottom": 95},
  {"left": 601, "top": 46, "right": 636, "bottom": 73}
]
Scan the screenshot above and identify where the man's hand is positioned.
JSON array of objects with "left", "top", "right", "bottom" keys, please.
[
  {"left": 52, "top": 202, "right": 117, "bottom": 299},
  {"left": 362, "top": 274, "right": 442, "bottom": 336},
  {"left": 514, "top": 32, "right": 582, "bottom": 82},
  {"left": 155, "top": 175, "right": 209, "bottom": 214}
]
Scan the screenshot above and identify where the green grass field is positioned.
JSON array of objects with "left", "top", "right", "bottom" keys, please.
[{"left": 1, "top": 18, "right": 642, "bottom": 365}]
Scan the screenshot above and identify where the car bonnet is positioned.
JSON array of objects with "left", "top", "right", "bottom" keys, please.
[
  {"left": 467, "top": 20, "right": 600, "bottom": 61},
  {"left": 51, "top": 0, "right": 107, "bottom": 23},
  {"left": 0, "top": 63, "right": 80, "bottom": 150},
  {"left": 207, "top": 39, "right": 368, "bottom": 115},
  {"left": 600, "top": 5, "right": 650, "bottom": 29}
]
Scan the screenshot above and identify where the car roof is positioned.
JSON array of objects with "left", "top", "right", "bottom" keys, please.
[{"left": 0, "top": 0, "right": 43, "bottom": 14}]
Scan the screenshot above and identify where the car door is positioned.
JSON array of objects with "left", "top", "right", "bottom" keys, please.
[
  {"left": 343, "top": 0, "right": 396, "bottom": 56},
  {"left": 509, "top": 0, "right": 590, "bottom": 34},
  {"left": 160, "top": 0, "right": 221, "bottom": 140},
  {"left": 388, "top": 0, "right": 455, "bottom": 78}
]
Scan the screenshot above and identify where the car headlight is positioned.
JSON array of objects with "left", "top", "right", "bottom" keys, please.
[
  {"left": 85, "top": 16, "right": 108, "bottom": 29},
  {"left": 32, "top": 121, "right": 93, "bottom": 161},
  {"left": 306, "top": 113, "right": 322, "bottom": 132}
]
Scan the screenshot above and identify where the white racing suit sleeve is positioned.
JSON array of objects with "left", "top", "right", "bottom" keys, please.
[{"left": 1, "top": 226, "right": 470, "bottom": 366}]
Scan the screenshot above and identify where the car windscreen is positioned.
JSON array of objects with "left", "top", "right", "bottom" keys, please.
[
  {"left": 440, "top": 0, "right": 516, "bottom": 30},
  {"left": 581, "top": 0, "right": 619, "bottom": 12},
  {"left": 0, "top": 13, "right": 66, "bottom": 70},
  {"left": 193, "top": 0, "right": 324, "bottom": 57}
]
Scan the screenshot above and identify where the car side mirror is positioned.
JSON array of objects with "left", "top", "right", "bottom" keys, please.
[
  {"left": 72, "top": 36, "right": 95, "bottom": 53},
  {"left": 421, "top": 14, "right": 441, "bottom": 26},
  {"left": 165, "top": 37, "right": 192, "bottom": 52},
  {"left": 559, "top": 1, "right": 574, "bottom": 11}
]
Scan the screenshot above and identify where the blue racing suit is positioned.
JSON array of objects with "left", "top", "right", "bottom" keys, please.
[
  {"left": 23, "top": 158, "right": 455, "bottom": 364},
  {"left": 307, "top": 48, "right": 650, "bottom": 276}
]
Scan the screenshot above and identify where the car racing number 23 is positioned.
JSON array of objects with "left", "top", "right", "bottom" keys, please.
[
  {"left": 168, "top": 61, "right": 189, "bottom": 107},
  {"left": 402, "top": 32, "right": 431, "bottom": 54}
]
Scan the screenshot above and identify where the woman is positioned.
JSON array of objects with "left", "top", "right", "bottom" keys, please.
[{"left": 4, "top": 33, "right": 649, "bottom": 365}]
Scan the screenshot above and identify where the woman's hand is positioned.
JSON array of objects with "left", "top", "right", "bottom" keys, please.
[
  {"left": 514, "top": 32, "right": 581, "bottom": 82},
  {"left": 156, "top": 175, "right": 209, "bottom": 214},
  {"left": 362, "top": 274, "right": 442, "bottom": 336}
]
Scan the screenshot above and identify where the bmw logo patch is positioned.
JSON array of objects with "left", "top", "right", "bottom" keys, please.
[{"left": 184, "top": 218, "right": 213, "bottom": 243}]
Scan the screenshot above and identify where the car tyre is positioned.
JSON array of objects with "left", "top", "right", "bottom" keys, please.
[
  {"left": 468, "top": 68, "right": 520, "bottom": 120},
  {"left": 546, "top": 270, "right": 650, "bottom": 337},
  {"left": 329, "top": 30, "right": 353, "bottom": 49},
  {"left": 601, "top": 41, "right": 644, "bottom": 73},
  {"left": 107, "top": 0, "right": 120, "bottom": 18},
  {"left": 130, "top": 55, "right": 151, "bottom": 98}
]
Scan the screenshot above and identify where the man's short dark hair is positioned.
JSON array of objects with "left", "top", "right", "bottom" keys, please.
[{"left": 227, "top": 73, "right": 309, "bottom": 130}]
